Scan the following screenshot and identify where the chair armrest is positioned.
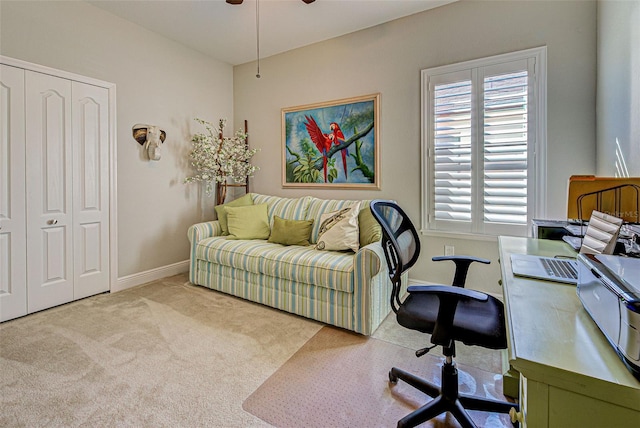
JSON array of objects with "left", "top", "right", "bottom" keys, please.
[
  {"left": 407, "top": 285, "right": 488, "bottom": 302},
  {"left": 431, "top": 255, "right": 490, "bottom": 287},
  {"left": 432, "top": 255, "right": 490, "bottom": 264}
]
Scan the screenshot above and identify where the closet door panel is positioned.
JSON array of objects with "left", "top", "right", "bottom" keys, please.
[
  {"left": 0, "top": 65, "right": 27, "bottom": 322},
  {"left": 25, "top": 70, "right": 74, "bottom": 313},
  {"left": 72, "top": 81, "right": 110, "bottom": 299}
]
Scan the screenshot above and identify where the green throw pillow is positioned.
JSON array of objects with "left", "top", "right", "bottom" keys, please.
[
  {"left": 225, "top": 203, "right": 270, "bottom": 240},
  {"left": 359, "top": 205, "right": 382, "bottom": 247},
  {"left": 268, "top": 216, "right": 314, "bottom": 246},
  {"left": 214, "top": 193, "right": 254, "bottom": 236}
]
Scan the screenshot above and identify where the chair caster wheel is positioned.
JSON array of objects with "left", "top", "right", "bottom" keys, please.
[{"left": 389, "top": 370, "right": 398, "bottom": 384}]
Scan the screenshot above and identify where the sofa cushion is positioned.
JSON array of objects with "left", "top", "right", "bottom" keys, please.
[
  {"left": 268, "top": 216, "right": 314, "bottom": 246},
  {"left": 307, "top": 198, "right": 374, "bottom": 244},
  {"left": 358, "top": 206, "right": 382, "bottom": 247},
  {"left": 252, "top": 194, "right": 311, "bottom": 224},
  {"left": 195, "top": 237, "right": 354, "bottom": 292},
  {"left": 214, "top": 193, "right": 254, "bottom": 236},
  {"left": 316, "top": 202, "right": 361, "bottom": 252},
  {"left": 226, "top": 204, "right": 271, "bottom": 240}
]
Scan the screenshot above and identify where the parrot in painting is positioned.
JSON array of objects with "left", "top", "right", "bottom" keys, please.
[
  {"left": 304, "top": 115, "right": 333, "bottom": 182},
  {"left": 330, "top": 122, "right": 348, "bottom": 178}
]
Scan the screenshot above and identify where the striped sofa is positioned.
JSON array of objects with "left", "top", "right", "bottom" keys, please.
[{"left": 187, "top": 194, "right": 399, "bottom": 335}]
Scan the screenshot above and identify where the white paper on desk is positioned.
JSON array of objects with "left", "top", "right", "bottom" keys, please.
[{"left": 580, "top": 210, "right": 623, "bottom": 255}]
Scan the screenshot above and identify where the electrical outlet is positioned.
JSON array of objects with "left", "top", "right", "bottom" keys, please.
[{"left": 444, "top": 245, "right": 454, "bottom": 256}]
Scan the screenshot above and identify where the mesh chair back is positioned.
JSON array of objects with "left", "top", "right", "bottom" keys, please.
[{"left": 370, "top": 200, "right": 420, "bottom": 312}]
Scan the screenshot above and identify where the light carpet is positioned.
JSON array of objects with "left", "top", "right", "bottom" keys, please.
[
  {"left": 1, "top": 273, "right": 512, "bottom": 427},
  {"left": 243, "top": 326, "right": 514, "bottom": 428},
  {"left": 0, "top": 274, "right": 322, "bottom": 427}
]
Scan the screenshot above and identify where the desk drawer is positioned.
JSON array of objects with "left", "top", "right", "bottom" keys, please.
[{"left": 519, "top": 374, "right": 549, "bottom": 428}]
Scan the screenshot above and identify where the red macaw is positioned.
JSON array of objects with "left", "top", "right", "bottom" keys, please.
[
  {"left": 330, "top": 122, "right": 348, "bottom": 178},
  {"left": 304, "top": 115, "right": 333, "bottom": 182}
]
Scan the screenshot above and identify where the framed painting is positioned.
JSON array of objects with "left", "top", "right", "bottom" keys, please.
[{"left": 282, "top": 93, "right": 380, "bottom": 189}]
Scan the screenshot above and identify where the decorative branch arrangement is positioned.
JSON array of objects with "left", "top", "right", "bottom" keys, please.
[{"left": 185, "top": 118, "right": 258, "bottom": 201}]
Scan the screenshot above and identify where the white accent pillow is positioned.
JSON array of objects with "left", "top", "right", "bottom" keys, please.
[{"left": 316, "top": 202, "right": 361, "bottom": 252}]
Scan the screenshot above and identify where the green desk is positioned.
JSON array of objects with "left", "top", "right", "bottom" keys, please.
[{"left": 498, "top": 236, "right": 640, "bottom": 427}]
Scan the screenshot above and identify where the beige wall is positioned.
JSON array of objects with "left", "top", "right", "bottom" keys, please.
[
  {"left": 0, "top": 1, "right": 233, "bottom": 279},
  {"left": 0, "top": 0, "right": 603, "bottom": 294},
  {"left": 596, "top": 0, "right": 640, "bottom": 176},
  {"left": 233, "top": 0, "right": 597, "bottom": 294}
]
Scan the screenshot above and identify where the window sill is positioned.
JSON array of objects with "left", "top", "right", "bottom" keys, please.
[{"left": 420, "top": 229, "right": 499, "bottom": 242}]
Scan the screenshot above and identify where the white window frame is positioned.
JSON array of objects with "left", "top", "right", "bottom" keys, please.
[{"left": 421, "top": 47, "right": 547, "bottom": 238}]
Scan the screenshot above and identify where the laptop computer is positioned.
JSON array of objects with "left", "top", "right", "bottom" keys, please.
[{"left": 510, "top": 254, "right": 578, "bottom": 284}]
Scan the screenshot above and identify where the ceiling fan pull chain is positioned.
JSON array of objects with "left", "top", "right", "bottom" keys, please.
[
  {"left": 256, "top": 0, "right": 261, "bottom": 78},
  {"left": 225, "top": 0, "right": 315, "bottom": 75}
]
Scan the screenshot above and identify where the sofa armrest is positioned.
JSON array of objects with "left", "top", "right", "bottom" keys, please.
[
  {"left": 188, "top": 220, "right": 222, "bottom": 284},
  {"left": 352, "top": 241, "right": 392, "bottom": 335},
  {"left": 354, "top": 242, "right": 384, "bottom": 278},
  {"left": 188, "top": 220, "right": 223, "bottom": 244}
]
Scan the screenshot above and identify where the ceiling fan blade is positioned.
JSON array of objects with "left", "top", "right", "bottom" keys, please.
[{"left": 226, "top": 0, "right": 314, "bottom": 4}]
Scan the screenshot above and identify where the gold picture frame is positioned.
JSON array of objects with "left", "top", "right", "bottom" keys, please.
[{"left": 282, "top": 93, "right": 380, "bottom": 189}]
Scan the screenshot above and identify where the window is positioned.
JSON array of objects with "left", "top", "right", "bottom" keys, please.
[{"left": 421, "top": 47, "right": 547, "bottom": 237}]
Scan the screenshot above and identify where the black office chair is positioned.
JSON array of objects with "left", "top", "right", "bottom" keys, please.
[{"left": 370, "top": 200, "right": 518, "bottom": 428}]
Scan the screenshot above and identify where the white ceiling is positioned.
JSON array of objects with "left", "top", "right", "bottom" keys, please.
[{"left": 88, "top": 0, "right": 456, "bottom": 65}]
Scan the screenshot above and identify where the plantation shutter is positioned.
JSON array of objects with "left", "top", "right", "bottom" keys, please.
[
  {"left": 423, "top": 50, "right": 543, "bottom": 237},
  {"left": 482, "top": 69, "right": 529, "bottom": 226},
  {"left": 433, "top": 79, "right": 473, "bottom": 224}
]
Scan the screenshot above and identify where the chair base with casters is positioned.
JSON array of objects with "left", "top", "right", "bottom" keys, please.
[
  {"left": 369, "top": 200, "right": 519, "bottom": 428},
  {"left": 389, "top": 291, "right": 518, "bottom": 428},
  {"left": 389, "top": 348, "right": 517, "bottom": 428}
]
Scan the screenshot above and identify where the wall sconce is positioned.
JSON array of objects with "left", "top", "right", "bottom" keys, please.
[{"left": 132, "top": 124, "right": 166, "bottom": 161}]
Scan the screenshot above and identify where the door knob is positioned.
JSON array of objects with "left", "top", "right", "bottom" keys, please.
[{"left": 47, "top": 219, "right": 58, "bottom": 225}]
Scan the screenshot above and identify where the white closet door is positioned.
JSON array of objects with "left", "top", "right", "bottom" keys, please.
[
  {"left": 72, "top": 81, "right": 110, "bottom": 299},
  {"left": 0, "top": 65, "right": 27, "bottom": 322},
  {"left": 25, "top": 70, "right": 74, "bottom": 313}
]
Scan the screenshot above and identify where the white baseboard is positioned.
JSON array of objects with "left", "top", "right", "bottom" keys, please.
[{"left": 114, "top": 260, "right": 190, "bottom": 292}]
